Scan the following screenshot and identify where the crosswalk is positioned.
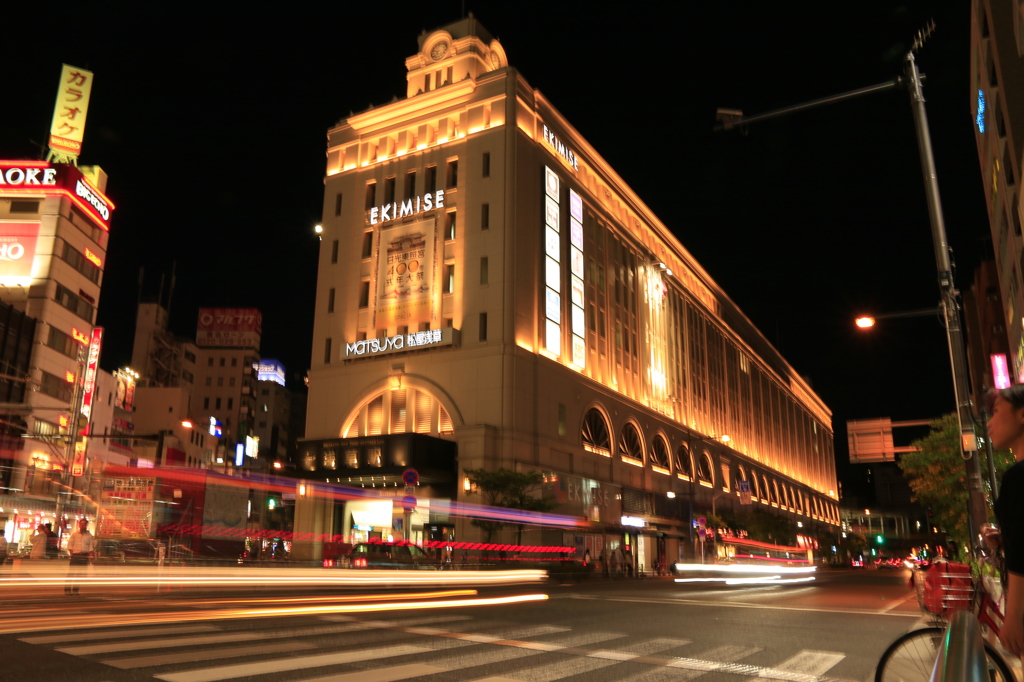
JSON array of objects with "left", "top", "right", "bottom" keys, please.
[{"left": 14, "top": 611, "right": 860, "bottom": 681}]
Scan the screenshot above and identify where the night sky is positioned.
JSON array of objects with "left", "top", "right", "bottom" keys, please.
[{"left": 0, "top": 3, "right": 988, "bottom": 489}]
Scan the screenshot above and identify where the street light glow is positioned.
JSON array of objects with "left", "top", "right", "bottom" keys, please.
[
  {"left": 314, "top": 224, "right": 323, "bottom": 234},
  {"left": 855, "top": 316, "right": 875, "bottom": 329},
  {"left": 181, "top": 420, "right": 193, "bottom": 429}
]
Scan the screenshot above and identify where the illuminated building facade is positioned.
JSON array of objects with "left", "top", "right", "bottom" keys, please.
[
  {"left": 303, "top": 17, "right": 838, "bottom": 566},
  {"left": 0, "top": 160, "right": 113, "bottom": 538},
  {"left": 970, "top": 1, "right": 1024, "bottom": 381}
]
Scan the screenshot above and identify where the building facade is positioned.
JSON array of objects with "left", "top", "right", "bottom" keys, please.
[
  {"left": 971, "top": 0, "right": 1024, "bottom": 380},
  {"left": 302, "top": 18, "right": 838, "bottom": 566}
]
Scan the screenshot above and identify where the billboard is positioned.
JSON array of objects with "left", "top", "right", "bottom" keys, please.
[
  {"left": 98, "top": 476, "right": 154, "bottom": 538},
  {"left": 255, "top": 358, "right": 285, "bottom": 386},
  {"left": 196, "top": 308, "right": 262, "bottom": 348},
  {"left": 0, "top": 161, "right": 113, "bottom": 230},
  {"left": 0, "top": 223, "right": 39, "bottom": 278},
  {"left": 80, "top": 328, "right": 103, "bottom": 419},
  {"left": 375, "top": 219, "right": 435, "bottom": 329},
  {"left": 48, "top": 64, "right": 94, "bottom": 160},
  {"left": 114, "top": 368, "right": 136, "bottom": 412}
]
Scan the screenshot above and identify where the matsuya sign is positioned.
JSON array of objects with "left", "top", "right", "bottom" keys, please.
[{"left": 345, "top": 327, "right": 458, "bottom": 359}]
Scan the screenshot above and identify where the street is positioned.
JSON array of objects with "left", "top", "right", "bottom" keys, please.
[{"left": 0, "top": 568, "right": 923, "bottom": 681}]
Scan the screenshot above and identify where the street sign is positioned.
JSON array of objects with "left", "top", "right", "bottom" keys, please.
[
  {"left": 401, "top": 495, "right": 417, "bottom": 512},
  {"left": 737, "top": 479, "right": 752, "bottom": 505},
  {"left": 698, "top": 527, "right": 707, "bottom": 540},
  {"left": 402, "top": 468, "right": 419, "bottom": 486},
  {"left": 697, "top": 516, "right": 706, "bottom": 527}
]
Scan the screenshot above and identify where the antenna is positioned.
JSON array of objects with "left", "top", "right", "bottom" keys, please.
[{"left": 911, "top": 20, "right": 936, "bottom": 53}]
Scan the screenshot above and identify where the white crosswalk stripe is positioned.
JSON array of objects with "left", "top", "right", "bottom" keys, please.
[
  {"left": 620, "top": 644, "right": 763, "bottom": 681},
  {"left": 499, "top": 637, "right": 691, "bottom": 681},
  {"left": 750, "top": 650, "right": 846, "bottom": 681},
  {"left": 20, "top": 624, "right": 222, "bottom": 644},
  {"left": 105, "top": 640, "right": 316, "bottom": 669}
]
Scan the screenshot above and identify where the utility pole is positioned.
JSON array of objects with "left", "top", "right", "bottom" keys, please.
[{"left": 714, "top": 26, "right": 991, "bottom": 545}]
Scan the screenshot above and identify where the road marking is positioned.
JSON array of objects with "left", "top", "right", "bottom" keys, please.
[
  {"left": 565, "top": 593, "right": 920, "bottom": 617},
  {"left": 505, "top": 637, "right": 690, "bottom": 681},
  {"left": 154, "top": 644, "right": 430, "bottom": 682},
  {"left": 620, "top": 645, "right": 764, "bottom": 681},
  {"left": 880, "top": 593, "right": 918, "bottom": 613},
  {"left": 57, "top": 623, "right": 365, "bottom": 655},
  {"left": 321, "top": 614, "right": 473, "bottom": 627},
  {"left": 751, "top": 650, "right": 845, "bottom": 680},
  {"left": 20, "top": 624, "right": 221, "bottom": 644},
  {"left": 103, "top": 640, "right": 315, "bottom": 669},
  {"left": 299, "top": 663, "right": 446, "bottom": 681}
]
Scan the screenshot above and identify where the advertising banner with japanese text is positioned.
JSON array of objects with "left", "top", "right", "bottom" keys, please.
[
  {"left": 98, "top": 477, "right": 155, "bottom": 538},
  {"left": 0, "top": 223, "right": 39, "bottom": 278},
  {"left": 196, "top": 308, "right": 262, "bottom": 348},
  {"left": 48, "top": 64, "right": 94, "bottom": 158},
  {"left": 375, "top": 218, "right": 435, "bottom": 329}
]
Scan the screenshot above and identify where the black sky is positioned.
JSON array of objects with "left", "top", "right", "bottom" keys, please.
[{"left": 0, "top": 3, "right": 990, "bottom": 482}]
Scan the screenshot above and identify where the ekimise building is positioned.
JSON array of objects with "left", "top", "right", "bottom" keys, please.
[{"left": 300, "top": 17, "right": 838, "bottom": 567}]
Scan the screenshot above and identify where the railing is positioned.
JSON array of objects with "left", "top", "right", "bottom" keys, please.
[{"left": 930, "top": 610, "right": 988, "bottom": 682}]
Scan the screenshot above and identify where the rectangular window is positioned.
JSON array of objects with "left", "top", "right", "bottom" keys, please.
[
  {"left": 205, "top": 377, "right": 212, "bottom": 386},
  {"left": 45, "top": 326, "right": 78, "bottom": 359},
  {"left": 217, "top": 377, "right": 224, "bottom": 387},
  {"left": 207, "top": 358, "right": 213, "bottom": 367},
  {"left": 227, "top": 398, "right": 233, "bottom": 409},
  {"left": 334, "top": 192, "right": 343, "bottom": 216},
  {"left": 215, "top": 398, "right": 222, "bottom": 409},
  {"left": 361, "top": 232, "right": 373, "bottom": 259},
  {"left": 480, "top": 257, "right": 489, "bottom": 285},
  {"left": 445, "top": 211, "right": 457, "bottom": 240},
  {"left": 405, "top": 171, "right": 416, "bottom": 198},
  {"left": 184, "top": 351, "right": 196, "bottom": 363},
  {"left": 203, "top": 397, "right": 210, "bottom": 409},
  {"left": 479, "top": 312, "right": 488, "bottom": 342},
  {"left": 365, "top": 182, "right": 376, "bottom": 210},
  {"left": 57, "top": 240, "right": 101, "bottom": 284},
  {"left": 231, "top": 358, "right": 237, "bottom": 367},
  {"left": 219, "top": 358, "right": 225, "bottom": 367},
  {"left": 359, "top": 281, "right": 370, "bottom": 308},
  {"left": 328, "top": 288, "right": 336, "bottom": 313},
  {"left": 482, "top": 152, "right": 490, "bottom": 178},
  {"left": 325, "top": 337, "right": 333, "bottom": 364},
  {"left": 229, "top": 377, "right": 236, "bottom": 387},
  {"left": 39, "top": 370, "right": 73, "bottom": 402},
  {"left": 383, "top": 176, "right": 396, "bottom": 204},
  {"left": 54, "top": 283, "right": 95, "bottom": 323},
  {"left": 331, "top": 239, "right": 339, "bottom": 264},
  {"left": 481, "top": 203, "right": 489, "bottom": 230},
  {"left": 446, "top": 159, "right": 458, "bottom": 188},
  {"left": 10, "top": 200, "right": 39, "bottom": 213},
  {"left": 443, "top": 264, "right": 455, "bottom": 294},
  {"left": 425, "top": 166, "right": 437, "bottom": 193}
]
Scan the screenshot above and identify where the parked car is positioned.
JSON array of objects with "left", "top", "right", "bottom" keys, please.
[{"left": 325, "top": 541, "right": 439, "bottom": 570}]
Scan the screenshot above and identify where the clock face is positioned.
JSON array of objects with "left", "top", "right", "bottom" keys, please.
[
  {"left": 489, "top": 52, "right": 499, "bottom": 69},
  {"left": 430, "top": 42, "right": 448, "bottom": 60}
]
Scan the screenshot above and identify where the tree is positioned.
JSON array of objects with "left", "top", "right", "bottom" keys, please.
[
  {"left": 899, "top": 413, "right": 1014, "bottom": 549},
  {"left": 463, "top": 468, "right": 556, "bottom": 545}
]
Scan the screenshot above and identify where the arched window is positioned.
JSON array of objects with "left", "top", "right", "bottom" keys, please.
[
  {"left": 786, "top": 486, "right": 794, "bottom": 510},
  {"left": 761, "top": 475, "right": 771, "bottom": 504},
  {"left": 674, "top": 444, "right": 692, "bottom": 479},
  {"left": 650, "top": 435, "right": 670, "bottom": 470},
  {"left": 343, "top": 389, "right": 453, "bottom": 438},
  {"left": 581, "top": 408, "right": 611, "bottom": 456},
  {"left": 619, "top": 423, "right": 644, "bottom": 463},
  {"left": 696, "top": 452, "right": 714, "bottom": 485},
  {"left": 735, "top": 465, "right": 747, "bottom": 492},
  {"left": 771, "top": 481, "right": 780, "bottom": 506},
  {"left": 750, "top": 473, "right": 760, "bottom": 500}
]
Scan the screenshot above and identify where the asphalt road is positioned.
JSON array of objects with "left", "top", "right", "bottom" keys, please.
[{"left": 0, "top": 568, "right": 925, "bottom": 682}]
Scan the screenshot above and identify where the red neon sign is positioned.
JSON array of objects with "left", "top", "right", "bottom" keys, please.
[
  {"left": 80, "top": 327, "right": 103, "bottom": 418},
  {"left": 83, "top": 248, "right": 102, "bottom": 268},
  {"left": 991, "top": 353, "right": 1011, "bottom": 390},
  {"left": 0, "top": 161, "right": 114, "bottom": 231},
  {"left": 71, "top": 328, "right": 89, "bottom": 345},
  {"left": 64, "top": 370, "right": 75, "bottom": 383}
]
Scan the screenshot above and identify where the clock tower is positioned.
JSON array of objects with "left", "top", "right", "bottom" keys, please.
[{"left": 405, "top": 14, "right": 508, "bottom": 99}]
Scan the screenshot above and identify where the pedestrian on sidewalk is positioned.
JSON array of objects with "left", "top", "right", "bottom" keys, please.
[
  {"left": 0, "top": 529, "right": 7, "bottom": 567},
  {"left": 65, "top": 518, "right": 94, "bottom": 596}
]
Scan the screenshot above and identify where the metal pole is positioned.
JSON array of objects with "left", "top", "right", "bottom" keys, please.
[
  {"left": 979, "top": 409, "right": 999, "bottom": 502},
  {"left": 904, "top": 51, "right": 990, "bottom": 544}
]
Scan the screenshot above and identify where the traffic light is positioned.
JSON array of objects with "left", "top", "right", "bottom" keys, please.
[
  {"left": 267, "top": 495, "right": 279, "bottom": 510},
  {"left": 876, "top": 535, "right": 884, "bottom": 544}
]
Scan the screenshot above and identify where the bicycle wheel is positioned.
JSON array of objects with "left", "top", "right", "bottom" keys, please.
[{"left": 875, "top": 627, "right": 1016, "bottom": 682}]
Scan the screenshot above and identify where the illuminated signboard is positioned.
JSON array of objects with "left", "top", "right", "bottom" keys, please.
[
  {"left": 992, "top": 353, "right": 1011, "bottom": 389},
  {"left": 235, "top": 443, "right": 245, "bottom": 467},
  {"left": 83, "top": 248, "right": 102, "bottom": 268},
  {"left": 71, "top": 328, "right": 89, "bottom": 345},
  {"left": 196, "top": 308, "right": 262, "bottom": 348},
  {"left": 245, "top": 435, "right": 259, "bottom": 458},
  {"left": 369, "top": 190, "right": 445, "bottom": 226},
  {"left": 114, "top": 368, "right": 136, "bottom": 412},
  {"left": 80, "top": 327, "right": 103, "bottom": 419},
  {"left": 71, "top": 438, "right": 88, "bottom": 477},
  {"left": 0, "top": 222, "right": 40, "bottom": 278},
  {"left": 345, "top": 327, "right": 458, "bottom": 359},
  {"left": 621, "top": 515, "right": 646, "bottom": 528},
  {"left": 977, "top": 90, "right": 986, "bottom": 134},
  {"left": 48, "top": 64, "right": 94, "bottom": 161},
  {"left": 375, "top": 218, "right": 435, "bottom": 329},
  {"left": 0, "top": 161, "right": 113, "bottom": 230},
  {"left": 569, "top": 188, "right": 585, "bottom": 369},
  {"left": 542, "top": 124, "right": 579, "bottom": 172},
  {"left": 255, "top": 358, "right": 286, "bottom": 386}
]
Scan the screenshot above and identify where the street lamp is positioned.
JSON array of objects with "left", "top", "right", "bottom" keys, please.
[{"left": 854, "top": 308, "right": 939, "bottom": 330}]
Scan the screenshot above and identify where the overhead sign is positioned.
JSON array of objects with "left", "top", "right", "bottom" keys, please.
[
  {"left": 0, "top": 222, "right": 40, "bottom": 278},
  {"left": 369, "top": 190, "right": 445, "bottom": 226},
  {"left": 48, "top": 64, "right": 94, "bottom": 161},
  {"left": 196, "top": 308, "right": 262, "bottom": 349},
  {"left": 344, "top": 327, "right": 458, "bottom": 359},
  {"left": 80, "top": 327, "right": 103, "bottom": 419},
  {"left": 255, "top": 358, "right": 286, "bottom": 386},
  {"left": 0, "top": 161, "right": 113, "bottom": 230}
]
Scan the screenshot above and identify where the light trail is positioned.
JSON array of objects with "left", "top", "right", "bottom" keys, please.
[{"left": 0, "top": 592, "right": 550, "bottom": 634}]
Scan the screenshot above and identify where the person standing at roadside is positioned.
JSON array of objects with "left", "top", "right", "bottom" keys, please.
[
  {"left": 0, "top": 529, "right": 7, "bottom": 567},
  {"left": 65, "top": 518, "right": 94, "bottom": 596},
  {"left": 984, "top": 386, "right": 1024, "bottom": 657},
  {"left": 30, "top": 523, "right": 47, "bottom": 559}
]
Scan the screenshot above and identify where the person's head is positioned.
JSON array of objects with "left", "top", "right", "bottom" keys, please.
[
  {"left": 36, "top": 523, "right": 45, "bottom": 532},
  {"left": 78, "top": 519, "right": 89, "bottom": 532},
  {"left": 987, "top": 385, "right": 1024, "bottom": 453}
]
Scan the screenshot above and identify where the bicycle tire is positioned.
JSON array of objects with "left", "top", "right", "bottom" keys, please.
[{"left": 875, "top": 626, "right": 1015, "bottom": 682}]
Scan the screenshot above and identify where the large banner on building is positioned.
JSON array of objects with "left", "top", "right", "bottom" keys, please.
[
  {"left": 98, "top": 476, "right": 155, "bottom": 538},
  {"left": 375, "top": 218, "right": 435, "bottom": 329},
  {"left": 196, "top": 308, "right": 262, "bottom": 348},
  {"left": 0, "top": 223, "right": 39, "bottom": 278},
  {"left": 48, "top": 64, "right": 94, "bottom": 159}
]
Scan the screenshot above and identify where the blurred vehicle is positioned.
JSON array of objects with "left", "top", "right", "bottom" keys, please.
[
  {"left": 850, "top": 558, "right": 865, "bottom": 568},
  {"left": 93, "top": 538, "right": 161, "bottom": 564},
  {"left": 324, "top": 541, "right": 440, "bottom": 570}
]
